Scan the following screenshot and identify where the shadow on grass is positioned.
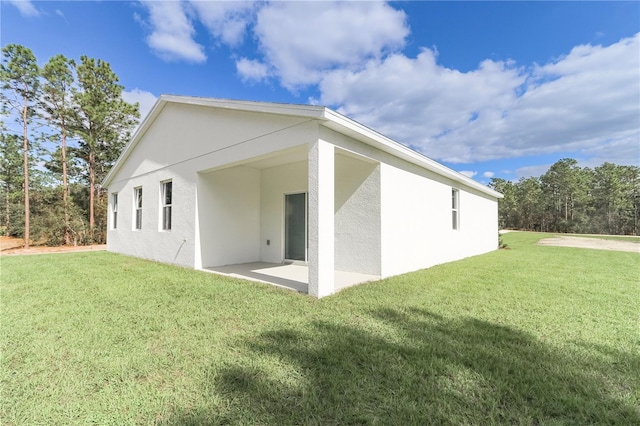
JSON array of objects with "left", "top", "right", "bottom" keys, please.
[{"left": 167, "top": 308, "right": 639, "bottom": 424}]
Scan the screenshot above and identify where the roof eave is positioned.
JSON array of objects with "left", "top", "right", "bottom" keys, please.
[
  {"left": 103, "top": 95, "right": 502, "bottom": 200},
  {"left": 320, "top": 108, "right": 503, "bottom": 199}
]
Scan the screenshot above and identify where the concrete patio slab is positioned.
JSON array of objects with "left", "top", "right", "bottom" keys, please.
[{"left": 202, "top": 262, "right": 379, "bottom": 294}]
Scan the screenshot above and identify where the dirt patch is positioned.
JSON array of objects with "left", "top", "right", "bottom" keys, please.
[
  {"left": 0, "top": 236, "right": 23, "bottom": 251},
  {"left": 537, "top": 236, "right": 639, "bottom": 253},
  {"left": 0, "top": 236, "right": 106, "bottom": 256}
]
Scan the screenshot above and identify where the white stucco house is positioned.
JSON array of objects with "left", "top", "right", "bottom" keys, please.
[{"left": 102, "top": 95, "right": 502, "bottom": 297}]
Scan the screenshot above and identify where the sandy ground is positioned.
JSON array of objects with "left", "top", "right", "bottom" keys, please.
[
  {"left": 536, "top": 235, "right": 639, "bottom": 253},
  {"left": 0, "top": 236, "right": 106, "bottom": 256}
]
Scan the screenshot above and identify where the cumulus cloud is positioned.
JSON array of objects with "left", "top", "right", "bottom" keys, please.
[
  {"left": 189, "top": 1, "right": 257, "bottom": 47},
  {"left": 7, "top": 0, "right": 39, "bottom": 17},
  {"left": 236, "top": 58, "right": 270, "bottom": 83},
  {"left": 136, "top": 1, "right": 409, "bottom": 89},
  {"left": 122, "top": 89, "right": 158, "bottom": 121},
  {"left": 483, "top": 171, "right": 495, "bottom": 178},
  {"left": 319, "top": 33, "right": 640, "bottom": 165},
  {"left": 138, "top": 1, "right": 206, "bottom": 63},
  {"left": 246, "top": 1, "right": 409, "bottom": 88}
]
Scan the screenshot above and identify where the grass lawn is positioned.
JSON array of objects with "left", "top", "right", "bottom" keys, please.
[{"left": 1, "top": 232, "right": 638, "bottom": 425}]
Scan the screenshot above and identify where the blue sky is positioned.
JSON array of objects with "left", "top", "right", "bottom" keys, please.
[{"left": 2, "top": 1, "right": 639, "bottom": 183}]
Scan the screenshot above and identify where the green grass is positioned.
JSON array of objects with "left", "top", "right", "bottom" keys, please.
[{"left": 1, "top": 232, "right": 638, "bottom": 425}]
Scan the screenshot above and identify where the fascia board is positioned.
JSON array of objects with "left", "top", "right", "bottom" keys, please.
[{"left": 159, "top": 94, "right": 325, "bottom": 119}]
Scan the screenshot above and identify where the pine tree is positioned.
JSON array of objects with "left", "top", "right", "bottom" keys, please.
[
  {"left": 70, "top": 56, "right": 139, "bottom": 242},
  {"left": 0, "top": 131, "right": 24, "bottom": 236},
  {"left": 41, "top": 55, "right": 75, "bottom": 245},
  {"left": 1, "top": 44, "right": 40, "bottom": 248}
]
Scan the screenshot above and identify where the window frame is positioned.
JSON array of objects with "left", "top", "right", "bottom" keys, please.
[
  {"left": 111, "top": 193, "right": 118, "bottom": 230},
  {"left": 452, "top": 188, "right": 460, "bottom": 230},
  {"left": 160, "top": 180, "right": 172, "bottom": 231},
  {"left": 134, "top": 186, "right": 143, "bottom": 230}
]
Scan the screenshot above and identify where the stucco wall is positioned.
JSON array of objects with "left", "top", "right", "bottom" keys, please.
[
  {"left": 107, "top": 103, "right": 315, "bottom": 268},
  {"left": 105, "top": 169, "right": 197, "bottom": 267},
  {"left": 319, "top": 126, "right": 498, "bottom": 279},
  {"left": 380, "top": 162, "right": 498, "bottom": 278},
  {"left": 259, "top": 160, "right": 309, "bottom": 263},
  {"left": 334, "top": 153, "right": 381, "bottom": 275},
  {"left": 197, "top": 166, "right": 261, "bottom": 267},
  {"left": 107, "top": 101, "right": 499, "bottom": 288}
]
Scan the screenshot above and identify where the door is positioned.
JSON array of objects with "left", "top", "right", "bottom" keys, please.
[{"left": 285, "top": 193, "right": 307, "bottom": 261}]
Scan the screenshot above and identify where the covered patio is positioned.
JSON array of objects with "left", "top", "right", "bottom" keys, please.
[
  {"left": 203, "top": 262, "right": 380, "bottom": 294},
  {"left": 196, "top": 141, "right": 382, "bottom": 297}
]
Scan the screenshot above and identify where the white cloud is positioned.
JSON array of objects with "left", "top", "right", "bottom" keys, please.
[
  {"left": 483, "top": 171, "right": 495, "bottom": 178},
  {"left": 249, "top": 1, "right": 409, "bottom": 88},
  {"left": 515, "top": 164, "right": 553, "bottom": 179},
  {"left": 138, "top": 1, "right": 206, "bottom": 63},
  {"left": 6, "top": 0, "right": 39, "bottom": 17},
  {"left": 189, "top": 1, "right": 257, "bottom": 47},
  {"left": 122, "top": 89, "right": 158, "bottom": 121},
  {"left": 458, "top": 170, "right": 477, "bottom": 178},
  {"left": 318, "top": 34, "right": 639, "bottom": 166},
  {"left": 236, "top": 58, "right": 270, "bottom": 83},
  {"left": 135, "top": 1, "right": 409, "bottom": 89}
]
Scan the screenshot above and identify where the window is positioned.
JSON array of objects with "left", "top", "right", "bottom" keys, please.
[
  {"left": 134, "top": 187, "right": 143, "bottom": 230},
  {"left": 452, "top": 188, "right": 459, "bottom": 230},
  {"left": 111, "top": 193, "right": 118, "bottom": 229},
  {"left": 161, "top": 180, "right": 172, "bottom": 231}
]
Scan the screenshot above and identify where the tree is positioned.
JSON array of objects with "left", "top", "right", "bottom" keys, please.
[
  {"left": 70, "top": 56, "right": 138, "bottom": 241},
  {"left": 592, "top": 163, "right": 640, "bottom": 235},
  {"left": 1, "top": 44, "right": 40, "bottom": 248},
  {"left": 490, "top": 159, "right": 638, "bottom": 236},
  {"left": 489, "top": 178, "right": 517, "bottom": 229},
  {"left": 515, "top": 177, "right": 544, "bottom": 231},
  {"left": 41, "top": 54, "right": 75, "bottom": 245},
  {"left": 0, "top": 131, "right": 23, "bottom": 236},
  {"left": 540, "top": 158, "right": 587, "bottom": 232}
]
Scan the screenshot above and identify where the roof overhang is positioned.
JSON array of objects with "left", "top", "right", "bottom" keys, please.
[{"left": 103, "top": 95, "right": 502, "bottom": 199}]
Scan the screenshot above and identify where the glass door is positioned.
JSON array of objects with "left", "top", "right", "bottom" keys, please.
[{"left": 285, "top": 193, "right": 307, "bottom": 261}]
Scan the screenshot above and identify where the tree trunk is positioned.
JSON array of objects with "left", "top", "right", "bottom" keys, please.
[
  {"left": 61, "top": 114, "right": 71, "bottom": 245},
  {"left": 89, "top": 150, "right": 95, "bottom": 241},
  {"left": 4, "top": 182, "right": 9, "bottom": 236},
  {"left": 22, "top": 89, "right": 30, "bottom": 249}
]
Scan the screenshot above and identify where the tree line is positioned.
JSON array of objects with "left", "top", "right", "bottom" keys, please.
[
  {"left": 489, "top": 158, "right": 640, "bottom": 235},
  {"left": 1, "top": 44, "right": 139, "bottom": 247}
]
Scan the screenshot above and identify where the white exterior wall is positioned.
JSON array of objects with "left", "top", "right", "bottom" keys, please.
[
  {"left": 197, "top": 167, "right": 261, "bottom": 267},
  {"left": 380, "top": 162, "right": 498, "bottom": 278},
  {"left": 334, "top": 154, "right": 381, "bottom": 275},
  {"left": 259, "top": 161, "right": 308, "bottom": 263},
  {"left": 106, "top": 170, "right": 196, "bottom": 266},
  {"left": 319, "top": 126, "right": 498, "bottom": 279},
  {"left": 106, "top": 98, "right": 500, "bottom": 295},
  {"left": 308, "top": 138, "right": 335, "bottom": 298},
  {"left": 107, "top": 102, "right": 314, "bottom": 268}
]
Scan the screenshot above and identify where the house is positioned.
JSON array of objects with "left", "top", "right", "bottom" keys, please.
[{"left": 102, "top": 95, "right": 503, "bottom": 297}]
